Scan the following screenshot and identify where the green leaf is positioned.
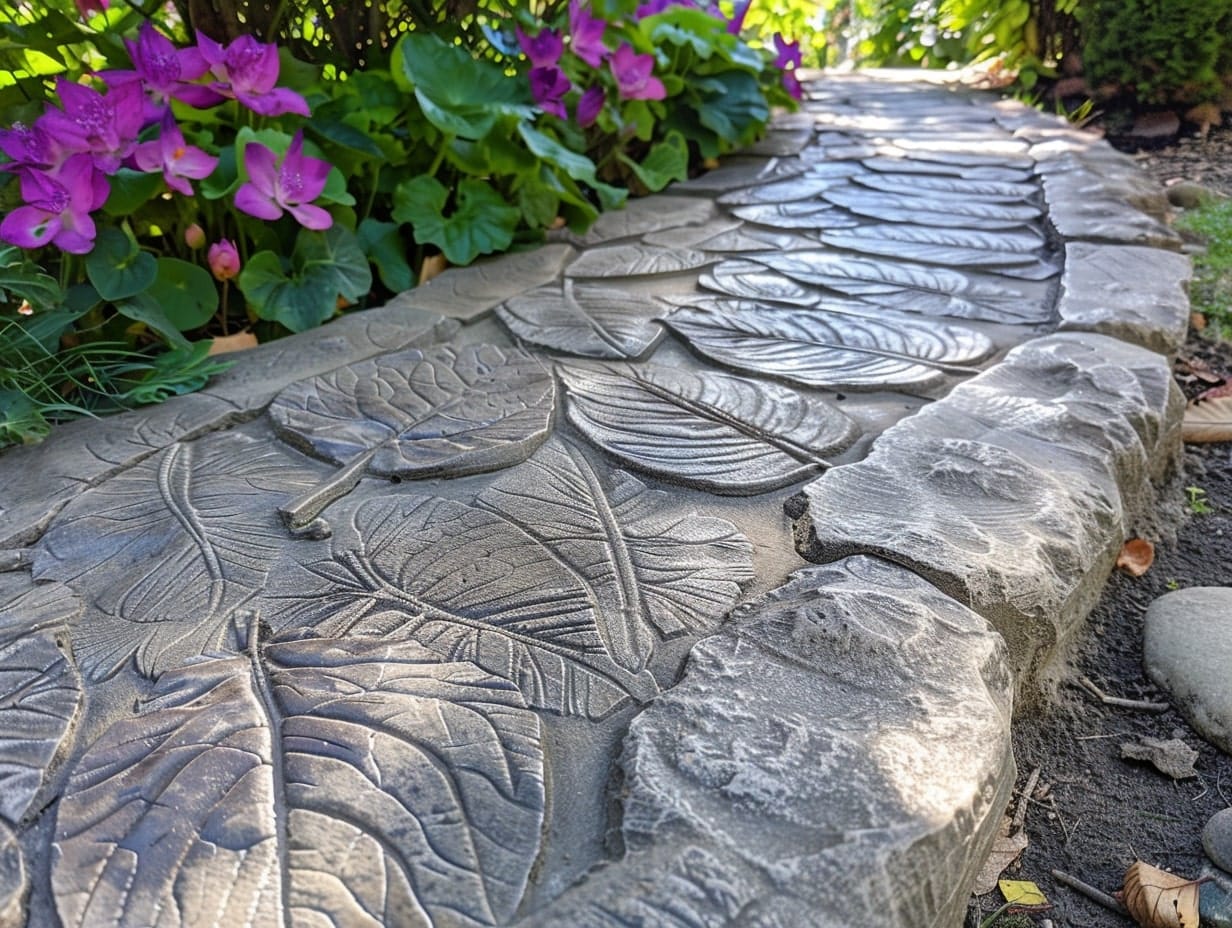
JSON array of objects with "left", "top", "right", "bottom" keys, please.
[
  {"left": 0, "top": 245, "right": 63, "bottom": 312},
  {"left": 697, "top": 70, "right": 768, "bottom": 146},
  {"left": 238, "top": 226, "right": 372, "bottom": 333},
  {"left": 357, "top": 219, "right": 415, "bottom": 292},
  {"left": 393, "top": 176, "right": 520, "bottom": 266},
  {"left": 518, "top": 123, "right": 602, "bottom": 186},
  {"left": 114, "top": 292, "right": 192, "bottom": 348},
  {"left": 619, "top": 131, "right": 689, "bottom": 192},
  {"left": 86, "top": 228, "right": 157, "bottom": 302},
  {"left": 147, "top": 258, "right": 218, "bottom": 331},
  {"left": 102, "top": 169, "right": 165, "bottom": 217},
  {"left": 199, "top": 146, "right": 238, "bottom": 200}
]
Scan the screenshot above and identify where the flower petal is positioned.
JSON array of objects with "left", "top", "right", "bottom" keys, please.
[
  {"left": 286, "top": 202, "right": 333, "bottom": 230},
  {"left": 242, "top": 141, "right": 280, "bottom": 197},
  {"left": 0, "top": 206, "right": 59, "bottom": 249},
  {"left": 235, "top": 87, "right": 311, "bottom": 117},
  {"left": 234, "top": 182, "right": 284, "bottom": 220}
]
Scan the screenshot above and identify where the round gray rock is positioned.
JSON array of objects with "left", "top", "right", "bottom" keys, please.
[
  {"left": 1206, "top": 808, "right": 1232, "bottom": 874},
  {"left": 1144, "top": 587, "right": 1232, "bottom": 755}
]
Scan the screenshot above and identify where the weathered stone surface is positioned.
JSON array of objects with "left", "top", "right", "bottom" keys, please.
[
  {"left": 670, "top": 156, "right": 808, "bottom": 194},
  {"left": 1041, "top": 167, "right": 1182, "bottom": 249},
  {"left": 822, "top": 183, "right": 1042, "bottom": 229},
  {"left": 1204, "top": 807, "right": 1232, "bottom": 873},
  {"left": 1144, "top": 587, "right": 1232, "bottom": 755},
  {"left": 385, "top": 243, "right": 575, "bottom": 319},
  {"left": 556, "top": 196, "right": 717, "bottom": 245},
  {"left": 0, "top": 820, "right": 26, "bottom": 928},
  {"left": 1030, "top": 146, "right": 1171, "bottom": 220},
  {"left": 565, "top": 243, "right": 716, "bottom": 279},
  {"left": 0, "top": 575, "right": 82, "bottom": 826},
  {"left": 1057, "top": 241, "right": 1192, "bottom": 354},
  {"left": 0, "top": 307, "right": 453, "bottom": 548},
  {"left": 642, "top": 217, "right": 813, "bottom": 253},
  {"left": 497, "top": 280, "right": 666, "bottom": 358},
  {"left": 745, "top": 125, "right": 814, "bottom": 156},
  {"left": 793, "top": 333, "right": 1182, "bottom": 701},
  {"left": 51, "top": 629, "right": 546, "bottom": 928},
  {"left": 522, "top": 556, "right": 1014, "bottom": 928}
]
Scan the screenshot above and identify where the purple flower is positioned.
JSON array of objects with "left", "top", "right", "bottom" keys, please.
[
  {"left": 208, "top": 239, "right": 241, "bottom": 280},
  {"left": 576, "top": 85, "right": 604, "bottom": 127},
  {"left": 234, "top": 131, "right": 332, "bottom": 230},
  {"left": 0, "top": 154, "right": 109, "bottom": 254},
  {"left": 73, "top": 0, "right": 108, "bottom": 19},
  {"left": 568, "top": 1, "right": 608, "bottom": 68},
  {"left": 0, "top": 121, "right": 65, "bottom": 173},
  {"left": 773, "top": 34, "right": 802, "bottom": 70},
  {"left": 726, "top": 0, "right": 752, "bottom": 34},
  {"left": 133, "top": 112, "right": 218, "bottom": 196},
  {"left": 529, "top": 66, "right": 571, "bottom": 119},
  {"left": 635, "top": 0, "right": 683, "bottom": 18},
  {"left": 101, "top": 23, "right": 223, "bottom": 116},
  {"left": 781, "top": 69, "right": 802, "bottom": 100},
  {"left": 37, "top": 79, "right": 144, "bottom": 173},
  {"left": 197, "top": 34, "right": 311, "bottom": 118},
  {"left": 609, "top": 44, "right": 666, "bottom": 101},
  {"left": 516, "top": 27, "right": 563, "bottom": 68}
]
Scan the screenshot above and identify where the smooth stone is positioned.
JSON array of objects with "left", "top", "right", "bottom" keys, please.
[
  {"left": 1202, "top": 868, "right": 1232, "bottom": 928},
  {"left": 1205, "top": 808, "right": 1232, "bottom": 873},
  {"left": 1168, "top": 181, "right": 1230, "bottom": 210},
  {"left": 1145, "top": 587, "right": 1232, "bottom": 755}
]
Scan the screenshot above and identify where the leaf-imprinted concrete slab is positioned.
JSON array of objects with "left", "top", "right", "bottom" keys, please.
[
  {"left": 52, "top": 626, "right": 545, "bottom": 928},
  {"left": 792, "top": 333, "right": 1182, "bottom": 703},
  {"left": 0, "top": 820, "right": 25, "bottom": 928},
  {"left": 519, "top": 556, "right": 1014, "bottom": 928},
  {"left": 0, "top": 575, "right": 83, "bottom": 826}
]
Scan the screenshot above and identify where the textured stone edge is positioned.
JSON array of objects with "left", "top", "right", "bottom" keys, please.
[{"left": 518, "top": 556, "right": 1015, "bottom": 928}]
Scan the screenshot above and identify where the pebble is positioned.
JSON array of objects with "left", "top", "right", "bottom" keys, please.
[
  {"left": 1202, "top": 868, "right": 1232, "bottom": 928},
  {"left": 1205, "top": 808, "right": 1232, "bottom": 874},
  {"left": 1166, "top": 180, "right": 1229, "bottom": 210},
  {"left": 1143, "top": 587, "right": 1232, "bottom": 755}
]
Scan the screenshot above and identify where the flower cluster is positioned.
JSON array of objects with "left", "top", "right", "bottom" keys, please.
[{"left": 0, "top": 24, "right": 328, "bottom": 256}]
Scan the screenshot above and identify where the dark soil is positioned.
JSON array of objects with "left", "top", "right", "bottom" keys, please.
[{"left": 966, "top": 123, "right": 1232, "bottom": 927}]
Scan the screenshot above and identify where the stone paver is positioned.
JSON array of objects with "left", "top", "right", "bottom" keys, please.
[
  {"left": 0, "top": 70, "right": 1187, "bottom": 927},
  {"left": 1144, "top": 587, "right": 1232, "bottom": 755}
]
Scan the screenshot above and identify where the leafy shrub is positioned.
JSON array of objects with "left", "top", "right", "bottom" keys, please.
[
  {"left": 1080, "top": 0, "right": 1232, "bottom": 104},
  {"left": 0, "top": 0, "right": 802, "bottom": 449}
]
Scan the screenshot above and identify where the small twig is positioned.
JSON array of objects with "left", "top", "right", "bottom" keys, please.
[
  {"left": 1050, "top": 869, "right": 1129, "bottom": 916},
  {"left": 1079, "top": 676, "right": 1170, "bottom": 713},
  {"left": 1076, "top": 732, "right": 1132, "bottom": 740},
  {"left": 1012, "top": 766, "right": 1041, "bottom": 834}
]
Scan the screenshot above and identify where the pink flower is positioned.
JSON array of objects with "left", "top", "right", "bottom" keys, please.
[
  {"left": 773, "top": 34, "right": 802, "bottom": 70},
  {"left": 609, "top": 44, "right": 666, "bottom": 101},
  {"left": 101, "top": 22, "right": 223, "bottom": 117},
  {"left": 0, "top": 154, "right": 110, "bottom": 254},
  {"left": 37, "top": 79, "right": 144, "bottom": 173},
  {"left": 576, "top": 85, "right": 604, "bottom": 127},
  {"left": 529, "top": 67, "right": 571, "bottom": 119},
  {"left": 234, "top": 131, "right": 332, "bottom": 230},
  {"left": 133, "top": 113, "right": 218, "bottom": 196},
  {"left": 184, "top": 223, "right": 206, "bottom": 249},
  {"left": 73, "top": 0, "right": 108, "bottom": 19},
  {"left": 516, "top": 27, "right": 564, "bottom": 68},
  {"left": 197, "top": 34, "right": 311, "bottom": 118},
  {"left": 568, "top": 1, "right": 608, "bottom": 68},
  {"left": 0, "top": 121, "right": 66, "bottom": 174},
  {"left": 207, "top": 239, "right": 240, "bottom": 280}
]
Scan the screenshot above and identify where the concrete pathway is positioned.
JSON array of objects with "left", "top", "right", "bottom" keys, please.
[{"left": 0, "top": 71, "right": 1191, "bottom": 927}]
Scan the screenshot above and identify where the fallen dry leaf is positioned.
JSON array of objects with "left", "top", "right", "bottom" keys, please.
[
  {"left": 1183, "top": 394, "right": 1232, "bottom": 442},
  {"left": 1122, "top": 860, "right": 1201, "bottom": 928},
  {"left": 1190, "top": 312, "right": 1207, "bottom": 331},
  {"left": 1119, "top": 737, "right": 1199, "bottom": 780},
  {"left": 999, "top": 879, "right": 1047, "bottom": 905},
  {"left": 972, "top": 815, "right": 1028, "bottom": 895},
  {"left": 1116, "top": 538, "right": 1155, "bottom": 576},
  {"left": 208, "top": 331, "right": 259, "bottom": 356},
  {"left": 419, "top": 253, "right": 449, "bottom": 284}
]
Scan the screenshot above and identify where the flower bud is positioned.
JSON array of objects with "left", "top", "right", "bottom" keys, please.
[
  {"left": 207, "top": 238, "right": 241, "bottom": 281},
  {"left": 184, "top": 223, "right": 206, "bottom": 249}
]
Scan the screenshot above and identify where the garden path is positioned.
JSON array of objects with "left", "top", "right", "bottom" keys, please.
[{"left": 0, "top": 70, "right": 1192, "bottom": 927}]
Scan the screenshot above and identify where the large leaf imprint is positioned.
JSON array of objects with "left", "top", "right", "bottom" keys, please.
[
  {"left": 560, "top": 363, "right": 858, "bottom": 494},
  {"left": 263, "top": 494, "right": 658, "bottom": 718},
  {"left": 269, "top": 344, "right": 555, "bottom": 531},
  {"left": 0, "top": 575, "right": 83, "bottom": 824},
  {"left": 476, "top": 437, "right": 753, "bottom": 674},
  {"left": 32, "top": 432, "right": 322, "bottom": 680},
  {"left": 663, "top": 301, "right": 994, "bottom": 391},
  {"left": 753, "top": 251, "right": 1047, "bottom": 323},
  {"left": 496, "top": 279, "right": 665, "bottom": 359},
  {"left": 820, "top": 223, "right": 1057, "bottom": 280},
  {"left": 52, "top": 628, "right": 544, "bottom": 928}
]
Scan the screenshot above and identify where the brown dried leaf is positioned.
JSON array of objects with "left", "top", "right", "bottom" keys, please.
[
  {"left": 1119, "top": 737, "right": 1199, "bottom": 780},
  {"left": 420, "top": 253, "right": 449, "bottom": 284},
  {"left": 1183, "top": 395, "right": 1232, "bottom": 443},
  {"left": 1116, "top": 538, "right": 1155, "bottom": 576},
  {"left": 1122, "top": 860, "right": 1201, "bottom": 928},
  {"left": 972, "top": 815, "right": 1028, "bottom": 895},
  {"left": 208, "top": 331, "right": 259, "bottom": 356}
]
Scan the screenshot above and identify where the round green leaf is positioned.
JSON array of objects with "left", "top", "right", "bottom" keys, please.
[
  {"left": 86, "top": 227, "right": 157, "bottom": 302},
  {"left": 395, "top": 177, "right": 519, "bottom": 266},
  {"left": 102, "top": 169, "right": 164, "bottom": 217},
  {"left": 148, "top": 258, "right": 218, "bottom": 331},
  {"left": 357, "top": 219, "right": 415, "bottom": 293}
]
